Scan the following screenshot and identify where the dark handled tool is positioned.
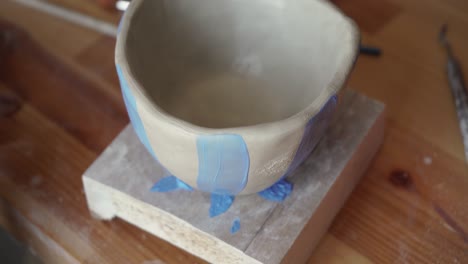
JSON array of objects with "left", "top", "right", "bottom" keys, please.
[
  {"left": 359, "top": 45, "right": 382, "bottom": 57},
  {"left": 439, "top": 24, "right": 468, "bottom": 163}
]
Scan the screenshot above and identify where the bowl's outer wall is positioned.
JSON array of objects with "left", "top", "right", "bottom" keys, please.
[
  {"left": 115, "top": 0, "right": 357, "bottom": 195},
  {"left": 116, "top": 64, "right": 337, "bottom": 195}
]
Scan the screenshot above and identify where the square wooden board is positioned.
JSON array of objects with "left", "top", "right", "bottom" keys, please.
[{"left": 83, "top": 90, "right": 385, "bottom": 264}]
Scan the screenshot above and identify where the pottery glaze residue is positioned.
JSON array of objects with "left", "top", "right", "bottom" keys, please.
[
  {"left": 258, "top": 179, "right": 293, "bottom": 202},
  {"left": 210, "top": 194, "right": 235, "bottom": 218},
  {"left": 231, "top": 218, "right": 241, "bottom": 234}
]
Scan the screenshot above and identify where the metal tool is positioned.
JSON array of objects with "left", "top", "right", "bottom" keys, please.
[{"left": 439, "top": 24, "right": 468, "bottom": 162}]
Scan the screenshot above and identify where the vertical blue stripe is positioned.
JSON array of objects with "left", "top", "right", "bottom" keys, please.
[
  {"left": 282, "top": 96, "right": 338, "bottom": 178},
  {"left": 116, "top": 65, "right": 157, "bottom": 160},
  {"left": 196, "top": 134, "right": 249, "bottom": 195}
]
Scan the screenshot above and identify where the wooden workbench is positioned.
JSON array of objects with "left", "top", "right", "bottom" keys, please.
[{"left": 0, "top": 0, "right": 467, "bottom": 263}]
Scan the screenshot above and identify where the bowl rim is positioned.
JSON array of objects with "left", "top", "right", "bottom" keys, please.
[{"left": 115, "top": 0, "right": 360, "bottom": 134}]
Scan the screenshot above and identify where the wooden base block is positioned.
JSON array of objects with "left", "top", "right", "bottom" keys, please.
[{"left": 83, "top": 90, "right": 385, "bottom": 264}]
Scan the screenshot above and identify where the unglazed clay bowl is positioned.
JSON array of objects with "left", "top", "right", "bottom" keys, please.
[{"left": 115, "top": 0, "right": 359, "bottom": 195}]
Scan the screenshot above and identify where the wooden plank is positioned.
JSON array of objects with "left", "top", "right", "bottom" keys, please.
[
  {"left": 0, "top": 198, "right": 80, "bottom": 264},
  {"left": 308, "top": 234, "right": 373, "bottom": 264},
  {"left": 0, "top": 3, "right": 202, "bottom": 263},
  {"left": 327, "top": 121, "right": 468, "bottom": 263},
  {"left": 348, "top": 35, "right": 467, "bottom": 162},
  {"left": 83, "top": 90, "right": 385, "bottom": 264},
  {"left": 0, "top": 18, "right": 128, "bottom": 152},
  {"left": 0, "top": 0, "right": 103, "bottom": 59},
  {"left": 351, "top": 0, "right": 468, "bottom": 162},
  {"left": 330, "top": 0, "right": 402, "bottom": 35},
  {"left": 75, "top": 36, "right": 120, "bottom": 89},
  {"left": 12, "top": 0, "right": 118, "bottom": 37}
]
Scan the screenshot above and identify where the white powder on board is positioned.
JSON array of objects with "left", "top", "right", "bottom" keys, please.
[{"left": 423, "top": 156, "right": 433, "bottom": 165}]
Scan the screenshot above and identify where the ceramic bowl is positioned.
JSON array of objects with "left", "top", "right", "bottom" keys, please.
[{"left": 115, "top": 0, "right": 359, "bottom": 195}]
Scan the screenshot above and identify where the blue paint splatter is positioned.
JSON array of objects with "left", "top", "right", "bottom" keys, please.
[
  {"left": 209, "top": 194, "right": 235, "bottom": 218},
  {"left": 231, "top": 218, "right": 241, "bottom": 234},
  {"left": 196, "top": 134, "right": 249, "bottom": 195},
  {"left": 150, "top": 176, "right": 193, "bottom": 192},
  {"left": 116, "top": 65, "right": 157, "bottom": 160},
  {"left": 281, "top": 96, "right": 337, "bottom": 179},
  {"left": 258, "top": 179, "right": 293, "bottom": 202}
]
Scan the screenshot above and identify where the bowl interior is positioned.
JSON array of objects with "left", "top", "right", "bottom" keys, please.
[{"left": 124, "top": 0, "right": 355, "bottom": 128}]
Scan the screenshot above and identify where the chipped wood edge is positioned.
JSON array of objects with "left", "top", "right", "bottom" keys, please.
[{"left": 82, "top": 177, "right": 117, "bottom": 220}]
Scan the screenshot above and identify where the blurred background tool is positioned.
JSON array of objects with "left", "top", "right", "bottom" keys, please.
[
  {"left": 359, "top": 45, "right": 382, "bottom": 57},
  {"left": 116, "top": 0, "right": 130, "bottom": 11},
  {"left": 439, "top": 24, "right": 468, "bottom": 163}
]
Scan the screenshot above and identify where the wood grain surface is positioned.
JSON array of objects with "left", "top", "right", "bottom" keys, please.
[{"left": 0, "top": 0, "right": 467, "bottom": 263}]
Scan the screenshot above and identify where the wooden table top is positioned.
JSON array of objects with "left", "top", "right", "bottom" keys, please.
[{"left": 0, "top": 0, "right": 467, "bottom": 263}]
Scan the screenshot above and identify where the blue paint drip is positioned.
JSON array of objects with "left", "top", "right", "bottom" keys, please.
[
  {"left": 209, "top": 194, "right": 235, "bottom": 218},
  {"left": 281, "top": 96, "right": 338, "bottom": 179},
  {"left": 258, "top": 179, "right": 293, "bottom": 202},
  {"left": 231, "top": 218, "right": 241, "bottom": 234},
  {"left": 150, "top": 176, "right": 193, "bottom": 192},
  {"left": 196, "top": 134, "right": 249, "bottom": 195},
  {"left": 116, "top": 65, "right": 157, "bottom": 160}
]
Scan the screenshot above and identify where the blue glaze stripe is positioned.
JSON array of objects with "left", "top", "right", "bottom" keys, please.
[
  {"left": 283, "top": 96, "right": 338, "bottom": 178},
  {"left": 116, "top": 65, "right": 157, "bottom": 159},
  {"left": 196, "top": 134, "right": 249, "bottom": 195}
]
